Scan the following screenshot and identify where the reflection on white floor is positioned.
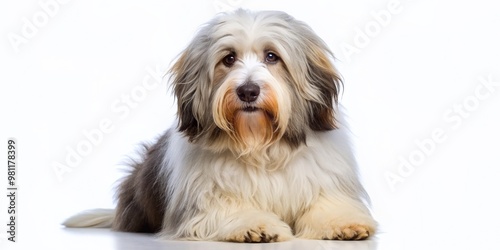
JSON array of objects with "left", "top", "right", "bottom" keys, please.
[
  {"left": 5, "top": 228, "right": 381, "bottom": 250},
  {"left": 2, "top": 226, "right": 498, "bottom": 250}
]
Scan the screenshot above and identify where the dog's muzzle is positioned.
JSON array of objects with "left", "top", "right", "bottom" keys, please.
[
  {"left": 237, "top": 82, "right": 260, "bottom": 103},
  {"left": 237, "top": 82, "right": 260, "bottom": 112}
]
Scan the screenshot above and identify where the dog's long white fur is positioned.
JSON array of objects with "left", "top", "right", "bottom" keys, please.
[
  {"left": 63, "top": 108, "right": 375, "bottom": 240},
  {"left": 63, "top": 209, "right": 115, "bottom": 228}
]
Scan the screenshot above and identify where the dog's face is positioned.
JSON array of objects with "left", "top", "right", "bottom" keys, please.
[{"left": 170, "top": 10, "right": 341, "bottom": 166}]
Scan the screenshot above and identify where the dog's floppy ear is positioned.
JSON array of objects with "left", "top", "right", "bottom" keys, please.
[
  {"left": 283, "top": 13, "right": 342, "bottom": 131},
  {"left": 302, "top": 36, "right": 342, "bottom": 131},
  {"left": 169, "top": 42, "right": 208, "bottom": 141}
]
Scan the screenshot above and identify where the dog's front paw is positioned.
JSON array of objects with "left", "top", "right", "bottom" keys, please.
[
  {"left": 295, "top": 197, "right": 376, "bottom": 240},
  {"left": 225, "top": 223, "right": 290, "bottom": 243},
  {"left": 322, "top": 223, "right": 373, "bottom": 240},
  {"left": 297, "top": 219, "right": 375, "bottom": 241},
  {"left": 217, "top": 210, "right": 293, "bottom": 243}
]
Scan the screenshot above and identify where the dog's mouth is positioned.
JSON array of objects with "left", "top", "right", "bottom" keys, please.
[
  {"left": 238, "top": 106, "right": 275, "bottom": 120},
  {"left": 241, "top": 106, "right": 259, "bottom": 112}
]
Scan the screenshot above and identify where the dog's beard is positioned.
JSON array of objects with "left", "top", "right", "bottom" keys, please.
[
  {"left": 234, "top": 110, "right": 274, "bottom": 148},
  {"left": 213, "top": 74, "right": 290, "bottom": 166}
]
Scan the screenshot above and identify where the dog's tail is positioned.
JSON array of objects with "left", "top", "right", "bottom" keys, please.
[{"left": 62, "top": 208, "right": 115, "bottom": 228}]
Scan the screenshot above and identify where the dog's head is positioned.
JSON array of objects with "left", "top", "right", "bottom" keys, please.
[{"left": 170, "top": 9, "right": 341, "bottom": 166}]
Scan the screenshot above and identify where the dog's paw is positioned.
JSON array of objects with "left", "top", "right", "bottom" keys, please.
[
  {"left": 217, "top": 211, "right": 294, "bottom": 243},
  {"left": 296, "top": 219, "right": 375, "bottom": 241},
  {"left": 294, "top": 197, "right": 376, "bottom": 240},
  {"left": 322, "top": 223, "right": 373, "bottom": 240},
  {"left": 298, "top": 221, "right": 375, "bottom": 241},
  {"left": 225, "top": 224, "right": 291, "bottom": 243}
]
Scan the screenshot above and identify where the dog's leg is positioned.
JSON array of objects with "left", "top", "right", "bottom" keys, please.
[
  {"left": 216, "top": 210, "right": 294, "bottom": 243},
  {"left": 294, "top": 195, "right": 376, "bottom": 240},
  {"left": 161, "top": 202, "right": 294, "bottom": 242}
]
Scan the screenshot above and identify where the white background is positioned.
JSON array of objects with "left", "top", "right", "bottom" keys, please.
[{"left": 1, "top": 0, "right": 500, "bottom": 249}]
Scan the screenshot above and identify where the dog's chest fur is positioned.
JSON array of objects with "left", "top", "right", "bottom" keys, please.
[{"left": 162, "top": 129, "right": 350, "bottom": 225}]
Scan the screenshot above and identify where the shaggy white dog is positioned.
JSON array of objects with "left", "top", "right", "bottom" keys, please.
[{"left": 64, "top": 9, "right": 376, "bottom": 242}]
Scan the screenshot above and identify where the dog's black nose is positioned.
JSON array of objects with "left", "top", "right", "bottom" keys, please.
[{"left": 236, "top": 83, "right": 260, "bottom": 103}]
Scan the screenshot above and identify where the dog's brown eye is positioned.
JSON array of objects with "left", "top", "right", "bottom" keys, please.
[
  {"left": 223, "top": 54, "right": 236, "bottom": 67},
  {"left": 265, "top": 52, "right": 279, "bottom": 64}
]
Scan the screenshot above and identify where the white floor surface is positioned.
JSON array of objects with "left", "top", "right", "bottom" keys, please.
[{"left": 3, "top": 226, "right": 499, "bottom": 250}]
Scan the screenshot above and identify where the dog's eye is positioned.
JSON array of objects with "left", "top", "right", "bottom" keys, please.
[
  {"left": 223, "top": 54, "right": 236, "bottom": 67},
  {"left": 265, "top": 52, "right": 279, "bottom": 64}
]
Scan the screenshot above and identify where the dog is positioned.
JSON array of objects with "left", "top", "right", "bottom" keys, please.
[{"left": 63, "top": 9, "right": 376, "bottom": 242}]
